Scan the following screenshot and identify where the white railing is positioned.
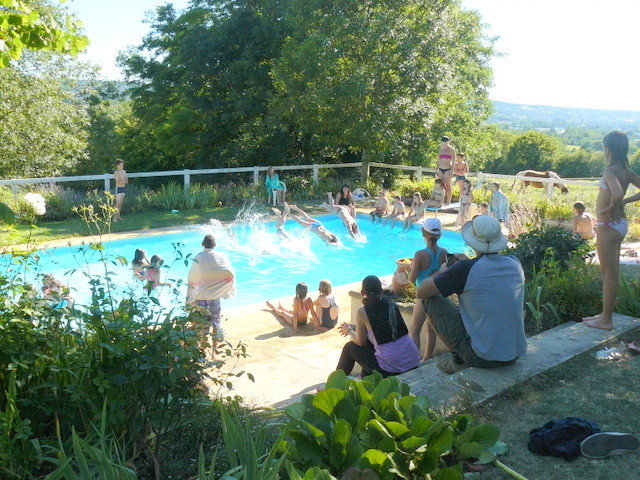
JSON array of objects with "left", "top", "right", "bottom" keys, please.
[
  {"left": 0, "top": 162, "right": 598, "bottom": 197},
  {"left": 0, "top": 163, "right": 363, "bottom": 194}
]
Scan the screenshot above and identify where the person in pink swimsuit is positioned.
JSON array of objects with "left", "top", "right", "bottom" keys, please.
[
  {"left": 583, "top": 131, "right": 640, "bottom": 330},
  {"left": 436, "top": 136, "right": 456, "bottom": 205}
]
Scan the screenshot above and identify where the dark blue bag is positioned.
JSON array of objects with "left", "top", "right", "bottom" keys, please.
[{"left": 528, "top": 417, "right": 601, "bottom": 461}]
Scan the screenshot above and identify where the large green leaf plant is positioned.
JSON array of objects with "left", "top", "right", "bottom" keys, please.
[{"left": 283, "top": 370, "right": 521, "bottom": 480}]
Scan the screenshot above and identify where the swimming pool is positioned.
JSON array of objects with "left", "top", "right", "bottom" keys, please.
[{"left": 5, "top": 214, "right": 466, "bottom": 310}]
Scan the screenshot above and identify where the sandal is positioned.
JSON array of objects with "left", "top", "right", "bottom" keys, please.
[{"left": 627, "top": 341, "right": 640, "bottom": 354}]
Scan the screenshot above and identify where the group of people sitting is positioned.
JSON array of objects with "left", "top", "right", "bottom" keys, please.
[
  {"left": 266, "top": 279, "right": 339, "bottom": 333},
  {"left": 334, "top": 214, "right": 527, "bottom": 378}
]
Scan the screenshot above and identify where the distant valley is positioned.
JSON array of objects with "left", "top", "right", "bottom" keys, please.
[{"left": 490, "top": 101, "right": 640, "bottom": 132}]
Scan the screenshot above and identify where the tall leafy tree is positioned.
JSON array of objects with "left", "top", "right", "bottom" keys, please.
[
  {"left": 0, "top": 0, "right": 88, "bottom": 67},
  {"left": 501, "top": 131, "right": 560, "bottom": 174},
  {"left": 0, "top": 54, "right": 89, "bottom": 178},
  {"left": 271, "top": 0, "right": 494, "bottom": 163},
  {"left": 120, "top": 0, "right": 293, "bottom": 171}
]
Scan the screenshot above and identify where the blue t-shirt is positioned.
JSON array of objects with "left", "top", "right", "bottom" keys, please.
[{"left": 433, "top": 254, "right": 527, "bottom": 361}]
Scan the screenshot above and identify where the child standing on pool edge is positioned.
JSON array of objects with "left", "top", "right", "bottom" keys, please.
[{"left": 313, "top": 279, "right": 339, "bottom": 331}]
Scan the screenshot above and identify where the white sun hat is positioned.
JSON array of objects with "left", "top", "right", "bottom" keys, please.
[{"left": 461, "top": 215, "right": 507, "bottom": 254}]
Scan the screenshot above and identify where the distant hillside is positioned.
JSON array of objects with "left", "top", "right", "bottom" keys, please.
[{"left": 490, "top": 101, "right": 640, "bottom": 132}]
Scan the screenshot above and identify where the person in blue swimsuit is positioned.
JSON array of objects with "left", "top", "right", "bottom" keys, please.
[
  {"left": 313, "top": 279, "right": 339, "bottom": 330},
  {"left": 408, "top": 218, "right": 448, "bottom": 361}
]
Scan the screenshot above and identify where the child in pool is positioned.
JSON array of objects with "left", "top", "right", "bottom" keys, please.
[
  {"left": 313, "top": 279, "right": 339, "bottom": 330},
  {"left": 143, "top": 255, "right": 172, "bottom": 294},
  {"left": 265, "top": 282, "right": 316, "bottom": 333},
  {"left": 132, "top": 248, "right": 150, "bottom": 279}
]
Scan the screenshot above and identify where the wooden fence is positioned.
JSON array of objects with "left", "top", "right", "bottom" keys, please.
[{"left": 1, "top": 162, "right": 597, "bottom": 197}]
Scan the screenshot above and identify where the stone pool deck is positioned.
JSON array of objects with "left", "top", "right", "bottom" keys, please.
[{"left": 209, "top": 287, "right": 640, "bottom": 411}]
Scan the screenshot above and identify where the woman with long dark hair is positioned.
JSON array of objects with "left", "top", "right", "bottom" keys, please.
[
  {"left": 584, "top": 131, "right": 640, "bottom": 330},
  {"left": 335, "top": 275, "right": 419, "bottom": 377}
]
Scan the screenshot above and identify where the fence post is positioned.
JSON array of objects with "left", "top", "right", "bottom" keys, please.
[
  {"left": 104, "top": 174, "right": 110, "bottom": 192},
  {"left": 184, "top": 169, "right": 191, "bottom": 192},
  {"left": 361, "top": 161, "right": 370, "bottom": 184},
  {"left": 416, "top": 167, "right": 422, "bottom": 182},
  {"left": 312, "top": 164, "right": 319, "bottom": 185},
  {"left": 253, "top": 167, "right": 260, "bottom": 186},
  {"left": 545, "top": 181, "right": 554, "bottom": 198}
]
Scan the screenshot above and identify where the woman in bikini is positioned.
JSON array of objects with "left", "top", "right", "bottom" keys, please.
[
  {"left": 335, "top": 185, "right": 356, "bottom": 218},
  {"left": 436, "top": 136, "right": 456, "bottom": 205},
  {"left": 583, "top": 131, "right": 640, "bottom": 330}
]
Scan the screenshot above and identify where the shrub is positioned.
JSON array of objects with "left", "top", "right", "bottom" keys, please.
[
  {"left": 617, "top": 276, "right": 640, "bottom": 317},
  {"left": 283, "top": 370, "right": 516, "bottom": 480},
  {"left": 507, "top": 226, "right": 588, "bottom": 277}
]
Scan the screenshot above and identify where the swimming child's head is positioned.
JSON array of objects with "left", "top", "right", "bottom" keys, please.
[
  {"left": 295, "top": 282, "right": 309, "bottom": 299},
  {"left": 133, "top": 249, "right": 147, "bottom": 263},
  {"left": 150, "top": 255, "right": 163, "bottom": 267},
  {"left": 573, "top": 201, "right": 586, "bottom": 214},
  {"left": 319, "top": 279, "right": 332, "bottom": 295}
]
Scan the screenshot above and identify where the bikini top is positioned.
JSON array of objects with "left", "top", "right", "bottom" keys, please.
[
  {"left": 439, "top": 154, "right": 452, "bottom": 159},
  {"left": 598, "top": 177, "right": 609, "bottom": 190}
]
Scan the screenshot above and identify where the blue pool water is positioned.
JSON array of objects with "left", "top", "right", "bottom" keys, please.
[{"left": 5, "top": 214, "right": 466, "bottom": 310}]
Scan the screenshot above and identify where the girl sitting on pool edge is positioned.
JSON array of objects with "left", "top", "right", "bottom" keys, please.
[
  {"left": 266, "top": 282, "right": 317, "bottom": 334},
  {"left": 313, "top": 279, "right": 339, "bottom": 331}
]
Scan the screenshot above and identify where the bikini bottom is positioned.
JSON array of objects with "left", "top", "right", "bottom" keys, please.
[
  {"left": 596, "top": 218, "right": 628, "bottom": 238},
  {"left": 438, "top": 168, "right": 452, "bottom": 175}
]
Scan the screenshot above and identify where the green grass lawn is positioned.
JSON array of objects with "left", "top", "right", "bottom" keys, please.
[
  {"left": 473, "top": 328, "right": 640, "bottom": 480},
  {"left": 0, "top": 207, "right": 241, "bottom": 247}
]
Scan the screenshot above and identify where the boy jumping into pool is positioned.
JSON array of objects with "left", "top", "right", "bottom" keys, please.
[
  {"left": 323, "top": 192, "right": 361, "bottom": 238},
  {"left": 274, "top": 203, "right": 339, "bottom": 244}
]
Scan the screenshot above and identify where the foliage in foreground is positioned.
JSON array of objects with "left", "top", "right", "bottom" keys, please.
[
  {"left": 283, "top": 370, "right": 518, "bottom": 480},
  {"left": 0, "top": 242, "right": 249, "bottom": 479}
]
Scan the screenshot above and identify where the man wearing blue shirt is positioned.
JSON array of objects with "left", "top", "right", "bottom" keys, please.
[{"left": 417, "top": 215, "right": 527, "bottom": 374}]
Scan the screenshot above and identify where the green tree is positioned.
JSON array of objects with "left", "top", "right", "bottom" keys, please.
[
  {"left": 120, "top": 1, "right": 294, "bottom": 171},
  {"left": 500, "top": 131, "right": 560, "bottom": 173},
  {"left": 271, "top": 0, "right": 494, "bottom": 163},
  {"left": 0, "top": 0, "right": 88, "bottom": 67},
  {"left": 0, "top": 55, "right": 89, "bottom": 178},
  {"left": 553, "top": 148, "right": 602, "bottom": 178}
]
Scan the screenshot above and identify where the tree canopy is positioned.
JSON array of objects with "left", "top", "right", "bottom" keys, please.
[
  {"left": 0, "top": 0, "right": 88, "bottom": 67},
  {"left": 120, "top": 0, "right": 495, "bottom": 171}
]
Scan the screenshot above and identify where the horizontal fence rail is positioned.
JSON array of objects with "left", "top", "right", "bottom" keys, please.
[{"left": 1, "top": 163, "right": 599, "bottom": 197}]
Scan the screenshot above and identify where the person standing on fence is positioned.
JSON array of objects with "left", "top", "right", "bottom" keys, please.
[
  {"left": 186, "top": 234, "right": 236, "bottom": 351},
  {"left": 436, "top": 136, "right": 456, "bottom": 205},
  {"left": 583, "top": 131, "right": 640, "bottom": 330},
  {"left": 113, "top": 159, "right": 128, "bottom": 222}
]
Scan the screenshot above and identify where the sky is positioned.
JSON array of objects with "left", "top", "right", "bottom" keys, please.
[{"left": 66, "top": 0, "right": 640, "bottom": 111}]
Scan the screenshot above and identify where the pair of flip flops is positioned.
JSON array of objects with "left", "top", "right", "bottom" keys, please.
[{"left": 581, "top": 432, "right": 640, "bottom": 459}]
